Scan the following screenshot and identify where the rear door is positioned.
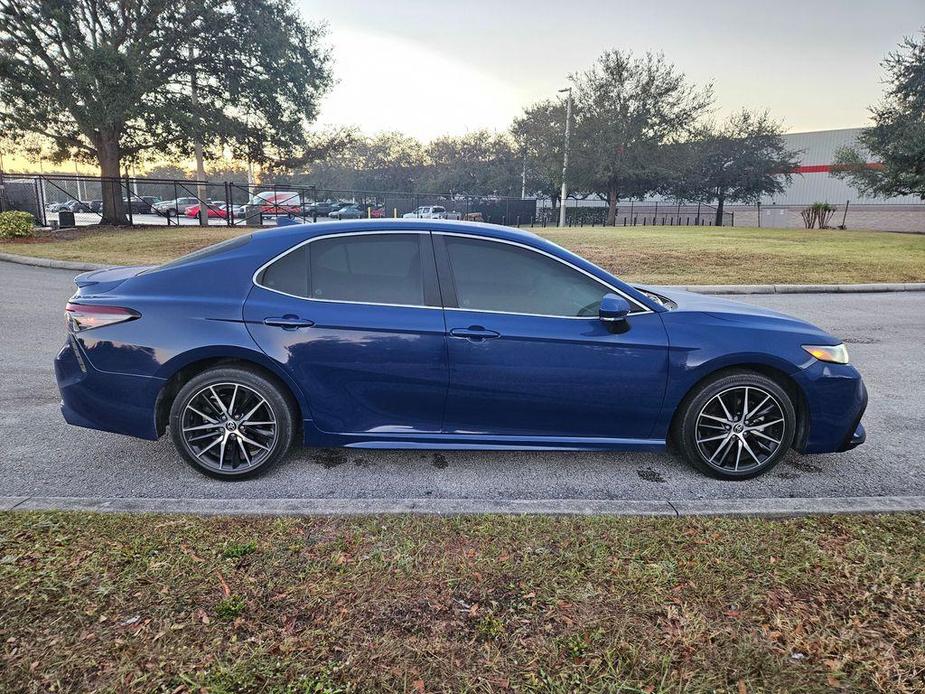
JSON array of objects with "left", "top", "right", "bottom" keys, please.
[
  {"left": 434, "top": 233, "right": 669, "bottom": 440},
  {"left": 243, "top": 231, "right": 448, "bottom": 434}
]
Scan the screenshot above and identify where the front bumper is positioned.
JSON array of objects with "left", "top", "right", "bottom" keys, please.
[
  {"left": 842, "top": 422, "right": 866, "bottom": 451},
  {"left": 793, "top": 359, "right": 868, "bottom": 454},
  {"left": 54, "top": 336, "right": 163, "bottom": 440}
]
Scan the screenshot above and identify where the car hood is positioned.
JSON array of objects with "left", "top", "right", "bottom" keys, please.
[{"left": 639, "top": 285, "right": 839, "bottom": 342}]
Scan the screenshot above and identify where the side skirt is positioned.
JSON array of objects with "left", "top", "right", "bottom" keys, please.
[{"left": 303, "top": 424, "right": 666, "bottom": 452}]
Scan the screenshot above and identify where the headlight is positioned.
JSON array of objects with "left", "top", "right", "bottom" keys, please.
[{"left": 802, "top": 343, "right": 850, "bottom": 364}]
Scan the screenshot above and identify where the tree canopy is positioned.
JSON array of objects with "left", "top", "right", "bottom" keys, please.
[
  {"left": 0, "top": 0, "right": 333, "bottom": 223},
  {"left": 833, "top": 29, "right": 925, "bottom": 200},
  {"left": 511, "top": 99, "right": 570, "bottom": 205},
  {"left": 570, "top": 50, "right": 713, "bottom": 224},
  {"left": 672, "top": 110, "right": 799, "bottom": 224}
]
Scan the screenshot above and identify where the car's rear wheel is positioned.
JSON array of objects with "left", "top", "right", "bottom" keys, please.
[
  {"left": 169, "top": 366, "right": 295, "bottom": 479},
  {"left": 676, "top": 371, "right": 796, "bottom": 480}
]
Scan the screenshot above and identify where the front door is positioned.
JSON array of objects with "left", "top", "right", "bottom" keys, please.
[
  {"left": 244, "top": 231, "right": 447, "bottom": 434},
  {"left": 435, "top": 233, "right": 669, "bottom": 440}
]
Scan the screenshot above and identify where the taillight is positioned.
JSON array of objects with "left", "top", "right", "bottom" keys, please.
[{"left": 65, "top": 302, "right": 140, "bottom": 332}]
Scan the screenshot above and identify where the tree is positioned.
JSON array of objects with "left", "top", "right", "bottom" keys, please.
[
  {"left": 512, "top": 99, "right": 577, "bottom": 209},
  {"left": 674, "top": 110, "right": 799, "bottom": 225},
  {"left": 0, "top": 0, "right": 333, "bottom": 224},
  {"left": 832, "top": 29, "right": 925, "bottom": 200},
  {"left": 351, "top": 132, "right": 426, "bottom": 192},
  {"left": 570, "top": 50, "right": 713, "bottom": 225},
  {"left": 423, "top": 131, "right": 520, "bottom": 195}
]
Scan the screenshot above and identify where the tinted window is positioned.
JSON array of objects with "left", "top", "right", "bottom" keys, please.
[
  {"left": 444, "top": 236, "right": 614, "bottom": 317},
  {"left": 147, "top": 234, "right": 251, "bottom": 273},
  {"left": 259, "top": 245, "right": 308, "bottom": 296},
  {"left": 258, "top": 233, "right": 436, "bottom": 306}
]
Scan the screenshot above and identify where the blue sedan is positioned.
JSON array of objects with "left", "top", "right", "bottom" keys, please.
[{"left": 54, "top": 220, "right": 867, "bottom": 480}]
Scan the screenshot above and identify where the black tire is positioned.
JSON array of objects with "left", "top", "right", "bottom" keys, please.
[
  {"left": 169, "top": 366, "right": 295, "bottom": 479},
  {"left": 675, "top": 370, "right": 796, "bottom": 480}
]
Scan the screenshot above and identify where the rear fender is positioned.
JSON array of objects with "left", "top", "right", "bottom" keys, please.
[{"left": 153, "top": 345, "right": 312, "bottom": 422}]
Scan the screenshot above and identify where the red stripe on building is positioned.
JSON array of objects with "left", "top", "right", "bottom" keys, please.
[{"left": 795, "top": 163, "right": 884, "bottom": 174}]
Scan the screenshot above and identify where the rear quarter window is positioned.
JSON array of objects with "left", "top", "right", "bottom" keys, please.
[{"left": 146, "top": 234, "right": 252, "bottom": 273}]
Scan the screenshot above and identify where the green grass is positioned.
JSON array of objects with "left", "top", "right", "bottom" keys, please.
[
  {"left": 2, "top": 511, "right": 924, "bottom": 692},
  {"left": 2, "top": 223, "right": 925, "bottom": 284},
  {"left": 539, "top": 225, "right": 925, "bottom": 285}
]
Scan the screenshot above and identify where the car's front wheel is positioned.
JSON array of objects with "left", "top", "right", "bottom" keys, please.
[
  {"left": 169, "top": 366, "right": 295, "bottom": 479},
  {"left": 676, "top": 371, "right": 796, "bottom": 479}
]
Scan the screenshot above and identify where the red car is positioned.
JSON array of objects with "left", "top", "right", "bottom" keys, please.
[
  {"left": 248, "top": 191, "right": 301, "bottom": 215},
  {"left": 185, "top": 201, "right": 230, "bottom": 219}
]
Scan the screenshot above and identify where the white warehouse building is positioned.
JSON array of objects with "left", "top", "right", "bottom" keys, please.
[{"left": 762, "top": 127, "right": 922, "bottom": 206}]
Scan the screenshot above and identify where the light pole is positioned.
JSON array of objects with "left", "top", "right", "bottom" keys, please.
[{"left": 558, "top": 87, "right": 572, "bottom": 228}]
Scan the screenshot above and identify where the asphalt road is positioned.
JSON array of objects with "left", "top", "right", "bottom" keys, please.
[{"left": 2, "top": 261, "right": 923, "bottom": 504}]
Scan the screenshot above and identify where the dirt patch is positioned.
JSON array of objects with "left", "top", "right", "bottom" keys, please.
[{"left": 636, "top": 467, "right": 667, "bottom": 483}]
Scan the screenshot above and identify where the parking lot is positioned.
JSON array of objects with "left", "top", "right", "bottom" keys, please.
[{"left": 2, "top": 260, "right": 924, "bottom": 506}]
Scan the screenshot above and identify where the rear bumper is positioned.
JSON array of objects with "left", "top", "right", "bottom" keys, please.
[
  {"left": 54, "top": 336, "right": 163, "bottom": 440},
  {"left": 793, "top": 360, "right": 868, "bottom": 454}
]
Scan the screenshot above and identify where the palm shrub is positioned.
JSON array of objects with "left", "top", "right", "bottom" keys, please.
[{"left": 800, "top": 202, "right": 837, "bottom": 229}]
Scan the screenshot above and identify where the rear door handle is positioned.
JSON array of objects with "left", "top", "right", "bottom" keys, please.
[
  {"left": 449, "top": 327, "right": 501, "bottom": 341},
  {"left": 264, "top": 315, "right": 315, "bottom": 330}
]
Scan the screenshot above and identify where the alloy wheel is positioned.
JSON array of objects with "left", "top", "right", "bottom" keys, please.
[
  {"left": 180, "top": 382, "right": 278, "bottom": 473},
  {"left": 694, "top": 385, "right": 786, "bottom": 473}
]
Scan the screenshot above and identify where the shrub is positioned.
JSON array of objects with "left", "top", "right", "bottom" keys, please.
[
  {"left": 0, "top": 210, "right": 35, "bottom": 238},
  {"left": 800, "top": 202, "right": 837, "bottom": 229}
]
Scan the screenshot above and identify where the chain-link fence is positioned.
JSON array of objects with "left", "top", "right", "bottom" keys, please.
[
  {"left": 534, "top": 199, "right": 735, "bottom": 227},
  {"left": 0, "top": 172, "right": 539, "bottom": 229}
]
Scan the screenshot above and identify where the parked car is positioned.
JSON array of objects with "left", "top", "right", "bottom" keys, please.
[
  {"left": 327, "top": 203, "right": 362, "bottom": 219},
  {"left": 328, "top": 203, "right": 385, "bottom": 219},
  {"left": 88, "top": 200, "right": 103, "bottom": 213},
  {"left": 244, "top": 191, "right": 301, "bottom": 216},
  {"left": 402, "top": 205, "right": 460, "bottom": 219},
  {"left": 153, "top": 197, "right": 200, "bottom": 216},
  {"left": 122, "top": 195, "right": 162, "bottom": 214},
  {"left": 185, "top": 201, "right": 242, "bottom": 219},
  {"left": 55, "top": 220, "right": 866, "bottom": 480},
  {"left": 55, "top": 200, "right": 93, "bottom": 213},
  {"left": 301, "top": 200, "right": 338, "bottom": 217}
]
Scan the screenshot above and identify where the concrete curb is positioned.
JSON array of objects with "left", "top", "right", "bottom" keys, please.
[
  {"left": 3, "top": 495, "right": 925, "bottom": 517},
  {"left": 664, "top": 282, "right": 925, "bottom": 294},
  {"left": 0, "top": 252, "right": 109, "bottom": 271},
  {"left": 2, "top": 252, "right": 924, "bottom": 294}
]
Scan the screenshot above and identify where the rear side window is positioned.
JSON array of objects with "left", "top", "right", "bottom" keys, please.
[{"left": 257, "top": 233, "right": 438, "bottom": 307}]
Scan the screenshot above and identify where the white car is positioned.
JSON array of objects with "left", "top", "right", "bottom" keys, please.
[{"left": 402, "top": 205, "right": 458, "bottom": 219}]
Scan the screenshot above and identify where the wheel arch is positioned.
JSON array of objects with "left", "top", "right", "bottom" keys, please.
[
  {"left": 668, "top": 361, "right": 809, "bottom": 451},
  {"left": 153, "top": 347, "right": 310, "bottom": 437}
]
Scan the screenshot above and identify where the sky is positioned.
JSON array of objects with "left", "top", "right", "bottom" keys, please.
[{"left": 302, "top": 0, "right": 924, "bottom": 141}]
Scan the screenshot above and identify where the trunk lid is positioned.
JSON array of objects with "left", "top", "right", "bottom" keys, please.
[{"left": 73, "top": 266, "right": 151, "bottom": 295}]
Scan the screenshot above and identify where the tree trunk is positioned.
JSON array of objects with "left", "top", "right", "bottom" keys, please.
[
  {"left": 97, "top": 131, "right": 128, "bottom": 226},
  {"left": 606, "top": 187, "right": 618, "bottom": 226},
  {"left": 714, "top": 191, "right": 725, "bottom": 227}
]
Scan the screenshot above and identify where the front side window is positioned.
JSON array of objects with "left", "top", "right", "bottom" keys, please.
[
  {"left": 443, "top": 236, "right": 621, "bottom": 317},
  {"left": 258, "top": 233, "right": 436, "bottom": 307}
]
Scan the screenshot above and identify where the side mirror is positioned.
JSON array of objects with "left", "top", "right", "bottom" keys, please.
[{"left": 599, "top": 293, "right": 631, "bottom": 323}]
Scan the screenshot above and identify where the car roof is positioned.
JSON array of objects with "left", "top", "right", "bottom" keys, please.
[{"left": 251, "top": 218, "right": 541, "bottom": 246}]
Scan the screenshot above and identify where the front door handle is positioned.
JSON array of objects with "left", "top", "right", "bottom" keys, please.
[
  {"left": 264, "top": 315, "right": 315, "bottom": 330},
  {"left": 449, "top": 327, "right": 501, "bottom": 341}
]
